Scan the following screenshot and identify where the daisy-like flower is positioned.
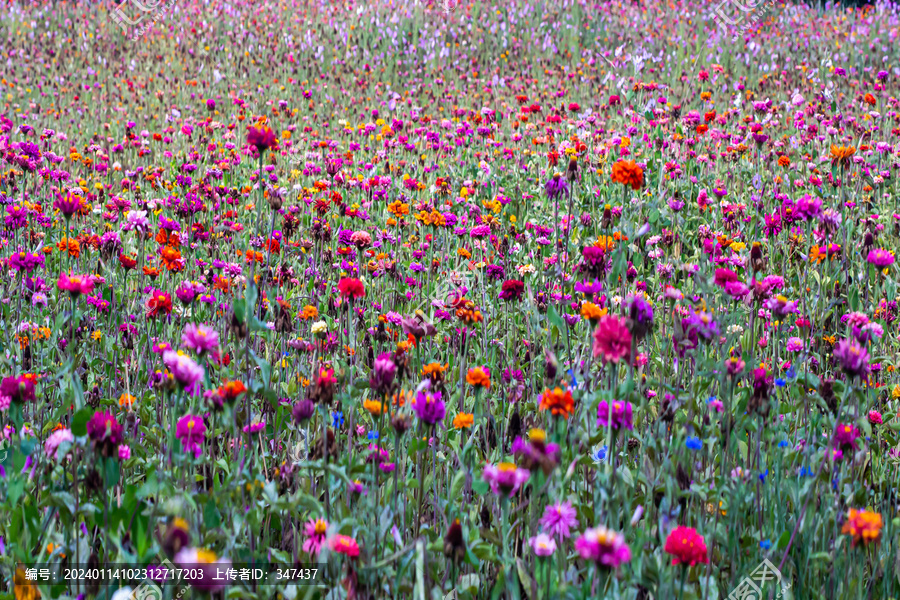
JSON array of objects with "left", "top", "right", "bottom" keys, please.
[
  {"left": 302, "top": 519, "right": 329, "bottom": 556},
  {"left": 539, "top": 501, "right": 579, "bottom": 539}
]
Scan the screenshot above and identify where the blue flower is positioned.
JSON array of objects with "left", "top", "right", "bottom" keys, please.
[
  {"left": 591, "top": 446, "right": 608, "bottom": 464},
  {"left": 367, "top": 431, "right": 379, "bottom": 441},
  {"left": 778, "top": 440, "right": 789, "bottom": 448},
  {"left": 798, "top": 466, "right": 814, "bottom": 477},
  {"left": 759, "top": 469, "right": 769, "bottom": 484},
  {"left": 686, "top": 436, "right": 703, "bottom": 450},
  {"left": 785, "top": 366, "right": 796, "bottom": 380},
  {"left": 760, "top": 539, "right": 772, "bottom": 550},
  {"left": 567, "top": 369, "right": 579, "bottom": 390},
  {"left": 775, "top": 378, "right": 786, "bottom": 387},
  {"left": 332, "top": 411, "right": 344, "bottom": 428}
]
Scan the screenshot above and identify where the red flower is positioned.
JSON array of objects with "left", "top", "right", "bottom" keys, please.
[
  {"left": 337, "top": 277, "right": 365, "bottom": 300},
  {"left": 146, "top": 289, "right": 173, "bottom": 318},
  {"left": 664, "top": 526, "right": 709, "bottom": 567},
  {"left": 119, "top": 254, "right": 137, "bottom": 270}
]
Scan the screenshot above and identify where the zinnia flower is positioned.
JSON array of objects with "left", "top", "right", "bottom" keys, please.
[
  {"left": 610, "top": 160, "right": 644, "bottom": 190},
  {"left": 482, "top": 462, "right": 530, "bottom": 497},
  {"left": 176, "top": 414, "right": 207, "bottom": 457},
  {"left": 181, "top": 323, "right": 219, "bottom": 354},
  {"left": 337, "top": 277, "right": 366, "bottom": 299},
  {"left": 302, "top": 519, "right": 329, "bottom": 556},
  {"left": 539, "top": 387, "right": 575, "bottom": 419},
  {"left": 841, "top": 508, "right": 883, "bottom": 547},
  {"left": 529, "top": 533, "right": 557, "bottom": 557},
  {"left": 247, "top": 123, "right": 277, "bottom": 152},
  {"left": 664, "top": 526, "right": 709, "bottom": 566},
  {"left": 330, "top": 534, "right": 360, "bottom": 557},
  {"left": 575, "top": 526, "right": 631, "bottom": 568},
  {"left": 597, "top": 400, "right": 634, "bottom": 430},
  {"left": 592, "top": 315, "right": 632, "bottom": 364},
  {"left": 539, "top": 501, "right": 579, "bottom": 539}
]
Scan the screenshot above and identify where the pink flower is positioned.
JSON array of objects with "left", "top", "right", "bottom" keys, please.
[
  {"left": 592, "top": 315, "right": 632, "bottom": 364},
  {"left": 529, "top": 533, "right": 557, "bottom": 557},
  {"left": 57, "top": 272, "right": 94, "bottom": 297},
  {"left": 482, "top": 462, "right": 530, "bottom": 498},
  {"left": 302, "top": 519, "right": 328, "bottom": 556},
  {"left": 539, "top": 501, "right": 579, "bottom": 539},
  {"left": 868, "top": 410, "right": 883, "bottom": 425},
  {"left": 176, "top": 414, "right": 207, "bottom": 457},
  {"left": 118, "top": 444, "right": 131, "bottom": 460},
  {"left": 181, "top": 323, "right": 220, "bottom": 355},
  {"left": 575, "top": 527, "right": 631, "bottom": 568}
]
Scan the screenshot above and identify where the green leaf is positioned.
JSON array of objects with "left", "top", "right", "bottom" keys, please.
[
  {"left": 204, "top": 498, "right": 222, "bottom": 529},
  {"left": 104, "top": 457, "right": 120, "bottom": 487},
  {"left": 72, "top": 408, "right": 93, "bottom": 437},
  {"left": 450, "top": 470, "right": 466, "bottom": 503}
]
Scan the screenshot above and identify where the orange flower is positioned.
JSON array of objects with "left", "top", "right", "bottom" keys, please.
[
  {"left": 864, "top": 93, "right": 876, "bottom": 106},
  {"left": 610, "top": 160, "right": 644, "bottom": 190},
  {"left": 452, "top": 413, "right": 474, "bottom": 429},
  {"left": 118, "top": 393, "right": 136, "bottom": 408},
  {"left": 777, "top": 155, "right": 790, "bottom": 167},
  {"left": 363, "top": 399, "right": 386, "bottom": 416},
  {"left": 299, "top": 305, "right": 319, "bottom": 320},
  {"left": 160, "top": 245, "right": 183, "bottom": 271},
  {"left": 580, "top": 302, "right": 606, "bottom": 322},
  {"left": 539, "top": 387, "right": 575, "bottom": 419},
  {"left": 422, "top": 362, "right": 449, "bottom": 385},
  {"left": 466, "top": 367, "right": 491, "bottom": 389},
  {"left": 56, "top": 236, "right": 81, "bottom": 258},
  {"left": 842, "top": 508, "right": 883, "bottom": 546},
  {"left": 830, "top": 145, "right": 856, "bottom": 165}
]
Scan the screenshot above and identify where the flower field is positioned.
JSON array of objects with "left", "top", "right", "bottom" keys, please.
[{"left": 2, "top": 0, "right": 900, "bottom": 598}]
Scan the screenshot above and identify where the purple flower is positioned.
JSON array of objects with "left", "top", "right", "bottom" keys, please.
[
  {"left": 833, "top": 338, "right": 870, "bottom": 380},
  {"left": 597, "top": 400, "right": 634, "bottom": 430},
  {"left": 412, "top": 388, "right": 446, "bottom": 425},
  {"left": 370, "top": 352, "right": 397, "bottom": 395},
  {"left": 545, "top": 174, "right": 568, "bottom": 200}
]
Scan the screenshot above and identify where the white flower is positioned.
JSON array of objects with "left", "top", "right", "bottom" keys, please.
[
  {"left": 727, "top": 324, "right": 744, "bottom": 335},
  {"left": 311, "top": 321, "right": 328, "bottom": 334}
]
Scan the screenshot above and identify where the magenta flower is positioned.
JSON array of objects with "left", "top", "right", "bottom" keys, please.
[
  {"left": 57, "top": 272, "right": 94, "bottom": 297},
  {"left": 163, "top": 350, "right": 205, "bottom": 390},
  {"left": 412, "top": 388, "right": 446, "bottom": 425},
  {"left": 539, "top": 501, "right": 579, "bottom": 539},
  {"left": 86, "top": 411, "right": 124, "bottom": 457},
  {"left": 575, "top": 526, "right": 632, "bottom": 568},
  {"left": 181, "top": 323, "right": 220, "bottom": 355},
  {"left": 592, "top": 315, "right": 632, "bottom": 364},
  {"left": 597, "top": 400, "right": 634, "bottom": 430},
  {"left": 867, "top": 248, "right": 894, "bottom": 268},
  {"left": 482, "top": 462, "right": 530, "bottom": 498},
  {"left": 833, "top": 422, "right": 860, "bottom": 450},
  {"left": 176, "top": 414, "right": 207, "bottom": 457},
  {"left": 833, "top": 338, "right": 870, "bottom": 380}
]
